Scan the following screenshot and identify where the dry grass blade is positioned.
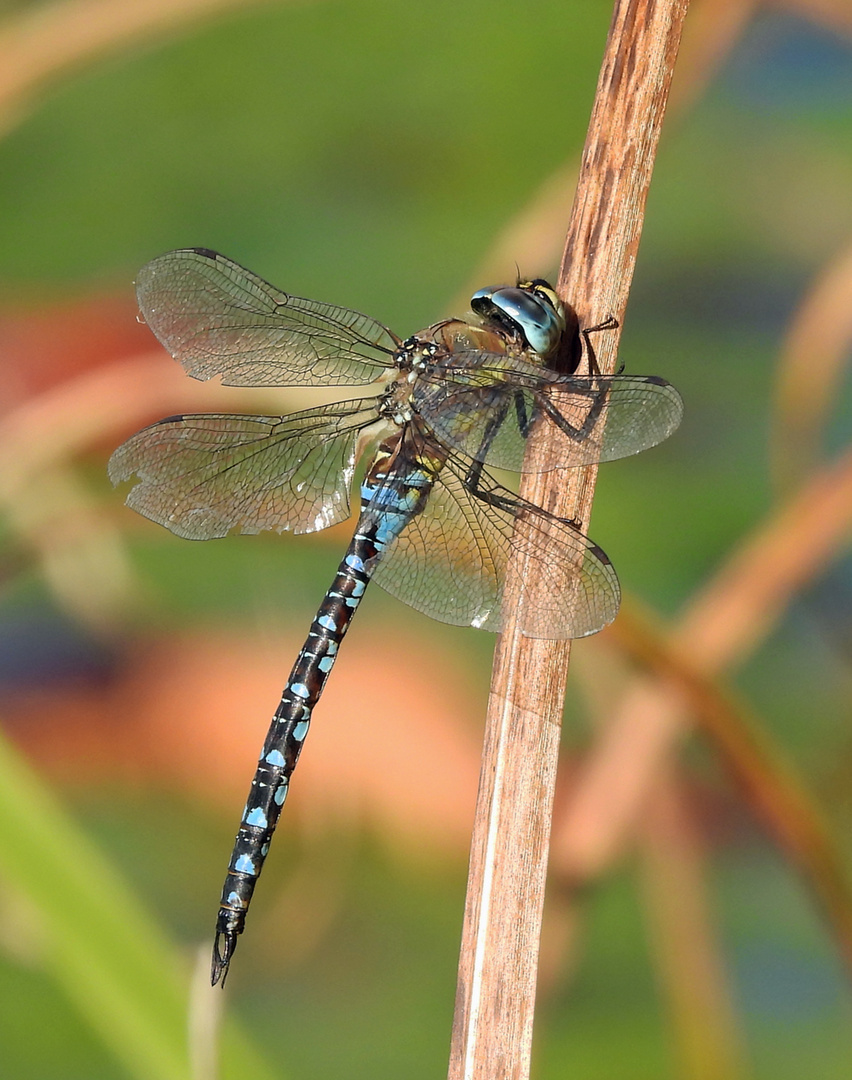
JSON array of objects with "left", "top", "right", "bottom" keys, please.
[
  {"left": 670, "top": 0, "right": 757, "bottom": 113},
  {"left": 460, "top": 0, "right": 755, "bottom": 298},
  {"left": 0, "top": 0, "right": 280, "bottom": 135},
  {"left": 639, "top": 770, "right": 749, "bottom": 1080},
  {"left": 0, "top": 353, "right": 300, "bottom": 493},
  {"left": 0, "top": 353, "right": 296, "bottom": 626},
  {"left": 188, "top": 943, "right": 224, "bottom": 1080},
  {"left": 556, "top": 441, "right": 852, "bottom": 885},
  {"left": 677, "top": 440, "right": 852, "bottom": 667},
  {"left": 461, "top": 161, "right": 579, "bottom": 295},
  {"left": 774, "top": 0, "right": 852, "bottom": 35},
  {"left": 771, "top": 237, "right": 852, "bottom": 492},
  {"left": 608, "top": 602, "right": 852, "bottom": 975},
  {"left": 448, "top": 2, "right": 691, "bottom": 1078}
]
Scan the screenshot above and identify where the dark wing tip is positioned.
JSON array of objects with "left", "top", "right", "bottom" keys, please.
[
  {"left": 135, "top": 248, "right": 222, "bottom": 286},
  {"left": 187, "top": 247, "right": 222, "bottom": 261},
  {"left": 586, "top": 540, "right": 613, "bottom": 567}
]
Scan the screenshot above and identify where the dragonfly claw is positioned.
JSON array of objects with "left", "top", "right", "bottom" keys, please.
[{"left": 211, "top": 930, "right": 238, "bottom": 987}]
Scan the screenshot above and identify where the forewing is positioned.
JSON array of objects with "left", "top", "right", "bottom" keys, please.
[
  {"left": 109, "top": 398, "right": 382, "bottom": 539},
  {"left": 371, "top": 455, "right": 620, "bottom": 638},
  {"left": 414, "top": 352, "right": 682, "bottom": 471},
  {"left": 136, "top": 249, "right": 397, "bottom": 387}
]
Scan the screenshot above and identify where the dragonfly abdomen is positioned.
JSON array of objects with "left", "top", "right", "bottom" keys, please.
[
  {"left": 212, "top": 530, "right": 377, "bottom": 982},
  {"left": 212, "top": 430, "right": 443, "bottom": 983},
  {"left": 358, "top": 428, "right": 445, "bottom": 548}
]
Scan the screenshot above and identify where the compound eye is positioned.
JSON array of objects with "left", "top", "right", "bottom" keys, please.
[
  {"left": 473, "top": 285, "right": 564, "bottom": 356},
  {"left": 470, "top": 285, "right": 498, "bottom": 316},
  {"left": 470, "top": 285, "right": 524, "bottom": 339}
]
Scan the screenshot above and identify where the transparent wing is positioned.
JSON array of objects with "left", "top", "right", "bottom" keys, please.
[
  {"left": 136, "top": 249, "right": 398, "bottom": 387},
  {"left": 109, "top": 398, "right": 383, "bottom": 539},
  {"left": 372, "top": 451, "right": 620, "bottom": 639},
  {"left": 413, "top": 351, "right": 682, "bottom": 472}
]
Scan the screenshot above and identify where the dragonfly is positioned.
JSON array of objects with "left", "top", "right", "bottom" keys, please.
[{"left": 109, "top": 247, "right": 682, "bottom": 984}]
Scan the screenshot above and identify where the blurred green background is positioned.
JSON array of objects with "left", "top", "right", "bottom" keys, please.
[{"left": 1, "top": 1, "right": 852, "bottom": 1078}]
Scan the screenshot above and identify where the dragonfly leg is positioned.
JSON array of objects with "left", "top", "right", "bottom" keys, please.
[
  {"left": 513, "top": 388, "right": 533, "bottom": 438},
  {"left": 534, "top": 365, "right": 616, "bottom": 448},
  {"left": 463, "top": 455, "right": 583, "bottom": 530},
  {"left": 463, "top": 388, "right": 537, "bottom": 466},
  {"left": 464, "top": 456, "right": 511, "bottom": 514},
  {"left": 580, "top": 315, "right": 619, "bottom": 376}
]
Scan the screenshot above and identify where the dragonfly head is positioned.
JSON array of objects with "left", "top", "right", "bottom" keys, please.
[{"left": 470, "top": 279, "right": 567, "bottom": 359}]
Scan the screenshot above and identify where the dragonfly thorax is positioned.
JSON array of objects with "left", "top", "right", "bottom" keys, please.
[
  {"left": 377, "top": 348, "right": 422, "bottom": 426},
  {"left": 382, "top": 335, "right": 452, "bottom": 426}
]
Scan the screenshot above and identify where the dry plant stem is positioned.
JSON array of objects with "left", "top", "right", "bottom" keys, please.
[
  {"left": 188, "top": 944, "right": 223, "bottom": 1080},
  {"left": 610, "top": 602, "right": 852, "bottom": 975},
  {"left": 570, "top": 651, "right": 748, "bottom": 1075},
  {"left": 556, "top": 439, "right": 852, "bottom": 889},
  {"left": 447, "top": 2, "right": 690, "bottom": 1078},
  {"left": 0, "top": 357, "right": 293, "bottom": 631},
  {"left": 771, "top": 237, "right": 852, "bottom": 492},
  {"left": 639, "top": 770, "right": 748, "bottom": 1080},
  {"left": 775, "top": 0, "right": 852, "bottom": 35},
  {"left": 0, "top": 0, "right": 278, "bottom": 134}
]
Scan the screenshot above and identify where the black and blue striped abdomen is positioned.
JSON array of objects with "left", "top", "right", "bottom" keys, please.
[{"left": 212, "top": 430, "right": 443, "bottom": 983}]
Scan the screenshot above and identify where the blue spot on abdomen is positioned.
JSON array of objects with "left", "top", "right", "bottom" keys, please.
[{"left": 245, "top": 807, "right": 268, "bottom": 829}]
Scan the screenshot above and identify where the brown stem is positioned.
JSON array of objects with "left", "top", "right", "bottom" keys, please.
[{"left": 447, "top": 2, "right": 691, "bottom": 1077}]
